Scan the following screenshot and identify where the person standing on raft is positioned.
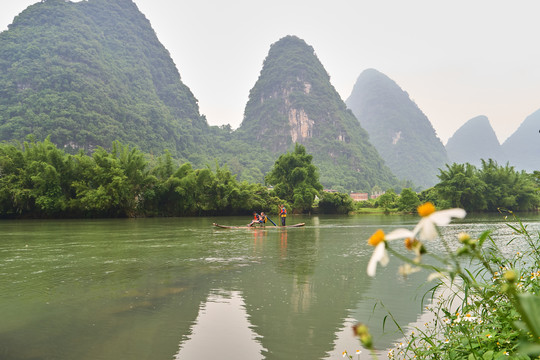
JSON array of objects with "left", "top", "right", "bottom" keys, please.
[{"left": 279, "top": 205, "right": 287, "bottom": 226}]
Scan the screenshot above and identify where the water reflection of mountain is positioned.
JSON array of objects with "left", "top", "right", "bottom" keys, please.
[
  {"left": 236, "top": 219, "right": 432, "bottom": 359},
  {"left": 175, "top": 290, "right": 266, "bottom": 359}
]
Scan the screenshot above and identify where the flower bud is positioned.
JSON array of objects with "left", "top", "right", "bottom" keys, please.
[
  {"left": 504, "top": 270, "right": 517, "bottom": 283},
  {"left": 458, "top": 232, "right": 471, "bottom": 244},
  {"left": 353, "top": 323, "right": 373, "bottom": 349}
]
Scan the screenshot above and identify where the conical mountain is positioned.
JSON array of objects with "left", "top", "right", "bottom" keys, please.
[
  {"left": 501, "top": 108, "right": 540, "bottom": 172},
  {"left": 345, "top": 69, "right": 448, "bottom": 189},
  {"left": 0, "top": 0, "right": 210, "bottom": 161},
  {"left": 237, "top": 36, "right": 397, "bottom": 191},
  {"left": 446, "top": 116, "right": 502, "bottom": 166}
]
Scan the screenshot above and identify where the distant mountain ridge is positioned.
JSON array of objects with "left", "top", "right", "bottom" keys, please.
[
  {"left": 346, "top": 69, "right": 448, "bottom": 188},
  {"left": 445, "top": 109, "right": 540, "bottom": 173},
  {"left": 446, "top": 115, "right": 502, "bottom": 166},
  {"left": 501, "top": 108, "right": 540, "bottom": 172},
  {"left": 237, "top": 36, "right": 398, "bottom": 191}
]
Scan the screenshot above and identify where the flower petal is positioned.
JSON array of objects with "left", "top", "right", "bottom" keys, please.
[
  {"left": 379, "top": 247, "right": 389, "bottom": 267},
  {"left": 429, "top": 208, "right": 466, "bottom": 226},
  {"left": 367, "top": 242, "right": 387, "bottom": 277},
  {"left": 399, "top": 263, "right": 421, "bottom": 276},
  {"left": 385, "top": 228, "right": 415, "bottom": 241},
  {"left": 414, "top": 218, "right": 438, "bottom": 240}
]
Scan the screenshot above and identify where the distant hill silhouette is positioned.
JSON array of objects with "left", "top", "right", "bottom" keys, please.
[
  {"left": 501, "top": 108, "right": 540, "bottom": 172},
  {"left": 346, "top": 69, "right": 448, "bottom": 189},
  {"left": 446, "top": 115, "right": 502, "bottom": 166},
  {"left": 237, "top": 36, "right": 398, "bottom": 191}
]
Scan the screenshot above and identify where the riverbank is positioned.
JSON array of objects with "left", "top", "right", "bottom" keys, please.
[{"left": 351, "top": 207, "right": 409, "bottom": 215}]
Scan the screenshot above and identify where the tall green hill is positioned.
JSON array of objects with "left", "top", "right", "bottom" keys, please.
[
  {"left": 346, "top": 69, "right": 448, "bottom": 189},
  {"left": 237, "top": 36, "right": 397, "bottom": 191},
  {"left": 445, "top": 115, "right": 502, "bottom": 166},
  {"left": 0, "top": 0, "right": 212, "bottom": 162}
]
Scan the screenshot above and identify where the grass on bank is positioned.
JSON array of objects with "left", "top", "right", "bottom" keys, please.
[{"left": 346, "top": 205, "right": 540, "bottom": 360}]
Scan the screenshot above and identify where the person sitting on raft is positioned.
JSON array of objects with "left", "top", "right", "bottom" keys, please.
[{"left": 248, "top": 212, "right": 267, "bottom": 227}]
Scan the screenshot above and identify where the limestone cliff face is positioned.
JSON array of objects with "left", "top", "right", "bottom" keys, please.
[
  {"left": 237, "top": 36, "right": 397, "bottom": 191},
  {"left": 288, "top": 108, "right": 314, "bottom": 143},
  {"left": 283, "top": 85, "right": 314, "bottom": 143}
]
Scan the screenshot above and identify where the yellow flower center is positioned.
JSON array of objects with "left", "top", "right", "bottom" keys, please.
[
  {"left": 368, "top": 229, "right": 385, "bottom": 246},
  {"left": 404, "top": 237, "right": 414, "bottom": 250},
  {"left": 417, "top": 202, "right": 436, "bottom": 217}
]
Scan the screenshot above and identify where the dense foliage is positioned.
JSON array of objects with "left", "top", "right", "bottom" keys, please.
[
  {"left": 0, "top": 138, "right": 282, "bottom": 218},
  {"left": 265, "top": 143, "right": 323, "bottom": 213},
  {"left": 435, "top": 160, "right": 540, "bottom": 212},
  {"left": 317, "top": 191, "right": 354, "bottom": 214}
]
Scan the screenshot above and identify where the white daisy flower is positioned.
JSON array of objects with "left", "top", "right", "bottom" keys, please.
[
  {"left": 413, "top": 202, "right": 466, "bottom": 240},
  {"left": 366, "top": 228, "right": 414, "bottom": 277}
]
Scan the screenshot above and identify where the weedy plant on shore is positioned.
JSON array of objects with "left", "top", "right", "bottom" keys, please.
[{"left": 351, "top": 203, "right": 540, "bottom": 359}]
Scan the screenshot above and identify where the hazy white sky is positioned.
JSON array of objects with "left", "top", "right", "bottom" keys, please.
[{"left": 2, "top": 0, "right": 539, "bottom": 144}]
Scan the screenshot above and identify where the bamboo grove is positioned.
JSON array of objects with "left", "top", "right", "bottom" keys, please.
[{"left": 0, "top": 138, "right": 284, "bottom": 218}]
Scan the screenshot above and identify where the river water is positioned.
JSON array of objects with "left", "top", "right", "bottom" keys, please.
[{"left": 0, "top": 213, "right": 537, "bottom": 360}]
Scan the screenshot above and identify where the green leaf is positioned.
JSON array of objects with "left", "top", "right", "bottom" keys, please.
[
  {"left": 518, "top": 342, "right": 540, "bottom": 356},
  {"left": 517, "top": 293, "right": 540, "bottom": 339},
  {"left": 477, "top": 230, "right": 491, "bottom": 247},
  {"left": 482, "top": 350, "right": 494, "bottom": 360}
]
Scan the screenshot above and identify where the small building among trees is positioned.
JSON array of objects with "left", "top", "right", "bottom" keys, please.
[{"left": 350, "top": 192, "right": 368, "bottom": 201}]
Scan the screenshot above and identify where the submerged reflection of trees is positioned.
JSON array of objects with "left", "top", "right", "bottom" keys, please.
[{"left": 276, "top": 229, "right": 318, "bottom": 279}]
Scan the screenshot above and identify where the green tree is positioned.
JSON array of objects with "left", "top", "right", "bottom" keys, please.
[
  {"left": 397, "top": 188, "right": 420, "bottom": 213},
  {"left": 418, "top": 187, "right": 450, "bottom": 209},
  {"left": 435, "top": 161, "right": 540, "bottom": 212},
  {"left": 70, "top": 141, "right": 155, "bottom": 217},
  {"left": 265, "top": 143, "right": 323, "bottom": 213},
  {"left": 318, "top": 191, "right": 354, "bottom": 214},
  {"left": 0, "top": 137, "right": 75, "bottom": 217},
  {"left": 478, "top": 159, "right": 539, "bottom": 211},
  {"left": 435, "top": 163, "right": 487, "bottom": 212},
  {"left": 375, "top": 189, "right": 398, "bottom": 210}
]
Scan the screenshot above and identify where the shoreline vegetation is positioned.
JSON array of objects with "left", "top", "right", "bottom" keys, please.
[
  {"left": 0, "top": 138, "right": 539, "bottom": 220},
  {"left": 345, "top": 204, "right": 540, "bottom": 360}
]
